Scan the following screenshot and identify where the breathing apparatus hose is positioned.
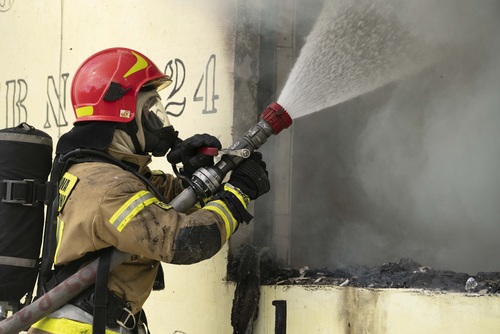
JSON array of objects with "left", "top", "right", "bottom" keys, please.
[{"left": 0, "top": 103, "right": 292, "bottom": 334}]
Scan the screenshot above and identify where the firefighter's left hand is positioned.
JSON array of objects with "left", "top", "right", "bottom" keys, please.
[
  {"left": 229, "top": 152, "right": 270, "bottom": 200},
  {"left": 167, "top": 134, "right": 222, "bottom": 177}
]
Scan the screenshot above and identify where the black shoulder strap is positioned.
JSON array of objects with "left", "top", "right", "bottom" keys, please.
[
  {"left": 43, "top": 249, "right": 106, "bottom": 292},
  {"left": 93, "top": 249, "right": 112, "bottom": 334}
]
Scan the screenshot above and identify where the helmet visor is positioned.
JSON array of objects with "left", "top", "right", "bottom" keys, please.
[
  {"left": 142, "top": 77, "right": 173, "bottom": 92},
  {"left": 139, "top": 91, "right": 170, "bottom": 130}
]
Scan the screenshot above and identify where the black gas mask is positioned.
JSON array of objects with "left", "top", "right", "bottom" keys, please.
[{"left": 137, "top": 90, "right": 178, "bottom": 157}]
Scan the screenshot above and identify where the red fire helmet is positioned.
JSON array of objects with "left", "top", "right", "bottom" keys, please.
[{"left": 70, "top": 47, "right": 172, "bottom": 123}]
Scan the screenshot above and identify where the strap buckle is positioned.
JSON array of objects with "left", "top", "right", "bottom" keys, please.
[
  {"left": 116, "top": 307, "right": 136, "bottom": 330},
  {"left": 2, "top": 179, "right": 35, "bottom": 206},
  {"left": 1, "top": 179, "right": 54, "bottom": 206}
]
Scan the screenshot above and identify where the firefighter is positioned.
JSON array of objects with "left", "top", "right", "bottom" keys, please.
[{"left": 28, "top": 47, "right": 270, "bottom": 334}]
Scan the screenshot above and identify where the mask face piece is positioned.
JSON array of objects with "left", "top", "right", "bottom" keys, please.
[
  {"left": 141, "top": 92, "right": 170, "bottom": 129},
  {"left": 137, "top": 90, "right": 178, "bottom": 156},
  {"left": 144, "top": 125, "right": 178, "bottom": 157}
]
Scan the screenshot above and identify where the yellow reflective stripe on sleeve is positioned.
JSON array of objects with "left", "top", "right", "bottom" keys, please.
[
  {"left": 109, "top": 190, "right": 158, "bottom": 232},
  {"left": 53, "top": 218, "right": 64, "bottom": 265},
  {"left": 224, "top": 183, "right": 250, "bottom": 206},
  {"left": 32, "top": 317, "right": 119, "bottom": 334},
  {"left": 203, "top": 199, "right": 237, "bottom": 239},
  {"left": 154, "top": 201, "right": 172, "bottom": 210}
]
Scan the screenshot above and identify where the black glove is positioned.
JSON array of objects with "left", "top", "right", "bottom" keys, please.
[
  {"left": 167, "top": 134, "right": 222, "bottom": 177},
  {"left": 208, "top": 184, "right": 254, "bottom": 224},
  {"left": 229, "top": 152, "right": 270, "bottom": 200}
]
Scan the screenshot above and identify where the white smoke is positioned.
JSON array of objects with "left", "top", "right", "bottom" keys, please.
[{"left": 287, "top": 0, "right": 500, "bottom": 273}]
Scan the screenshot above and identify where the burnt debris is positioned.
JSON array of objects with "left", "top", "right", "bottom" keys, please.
[
  {"left": 228, "top": 248, "right": 500, "bottom": 294},
  {"left": 230, "top": 244, "right": 267, "bottom": 334}
]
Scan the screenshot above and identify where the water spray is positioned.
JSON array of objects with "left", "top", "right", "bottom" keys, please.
[{"left": 0, "top": 102, "right": 292, "bottom": 334}]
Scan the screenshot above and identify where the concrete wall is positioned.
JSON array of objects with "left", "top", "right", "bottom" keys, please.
[
  {"left": 255, "top": 286, "right": 500, "bottom": 334},
  {"left": 1, "top": 1, "right": 242, "bottom": 332},
  {"left": 0, "top": 0, "right": 237, "bottom": 155}
]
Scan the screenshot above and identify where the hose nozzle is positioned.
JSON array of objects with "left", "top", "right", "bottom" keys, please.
[
  {"left": 170, "top": 102, "right": 292, "bottom": 212},
  {"left": 260, "top": 102, "right": 292, "bottom": 135}
]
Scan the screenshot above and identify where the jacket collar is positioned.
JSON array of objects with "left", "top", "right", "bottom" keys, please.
[{"left": 106, "top": 147, "right": 152, "bottom": 175}]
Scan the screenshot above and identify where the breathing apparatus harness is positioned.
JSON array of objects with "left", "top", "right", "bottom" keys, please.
[
  {"left": 0, "top": 124, "right": 160, "bottom": 331},
  {"left": 39, "top": 148, "right": 166, "bottom": 334}
]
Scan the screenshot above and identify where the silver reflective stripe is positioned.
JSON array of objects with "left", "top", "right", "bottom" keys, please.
[
  {"left": 110, "top": 191, "right": 157, "bottom": 232},
  {"left": 0, "top": 255, "right": 37, "bottom": 268},
  {"left": 0, "top": 132, "right": 52, "bottom": 146},
  {"left": 207, "top": 201, "right": 236, "bottom": 234}
]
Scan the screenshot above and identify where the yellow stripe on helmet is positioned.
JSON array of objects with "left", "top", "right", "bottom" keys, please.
[
  {"left": 123, "top": 51, "right": 148, "bottom": 78},
  {"left": 75, "top": 105, "right": 94, "bottom": 118}
]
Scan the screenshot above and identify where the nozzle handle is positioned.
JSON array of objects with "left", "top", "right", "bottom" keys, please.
[{"left": 197, "top": 147, "right": 219, "bottom": 156}]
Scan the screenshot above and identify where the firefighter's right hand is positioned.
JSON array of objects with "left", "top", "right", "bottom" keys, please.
[
  {"left": 167, "top": 134, "right": 222, "bottom": 177},
  {"left": 229, "top": 152, "right": 270, "bottom": 200}
]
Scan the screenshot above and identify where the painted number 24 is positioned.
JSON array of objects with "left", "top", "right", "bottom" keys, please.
[{"left": 164, "top": 54, "right": 219, "bottom": 117}]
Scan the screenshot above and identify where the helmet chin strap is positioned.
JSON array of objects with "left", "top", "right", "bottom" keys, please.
[{"left": 116, "top": 93, "right": 150, "bottom": 155}]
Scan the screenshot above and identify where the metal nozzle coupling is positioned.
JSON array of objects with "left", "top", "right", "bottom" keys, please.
[
  {"left": 169, "top": 101, "right": 293, "bottom": 212},
  {"left": 260, "top": 102, "right": 293, "bottom": 135}
]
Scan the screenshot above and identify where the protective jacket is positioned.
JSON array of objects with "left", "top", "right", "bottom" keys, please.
[{"left": 29, "top": 149, "right": 236, "bottom": 333}]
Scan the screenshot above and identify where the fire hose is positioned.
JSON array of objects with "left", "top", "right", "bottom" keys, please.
[{"left": 0, "top": 102, "right": 292, "bottom": 334}]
